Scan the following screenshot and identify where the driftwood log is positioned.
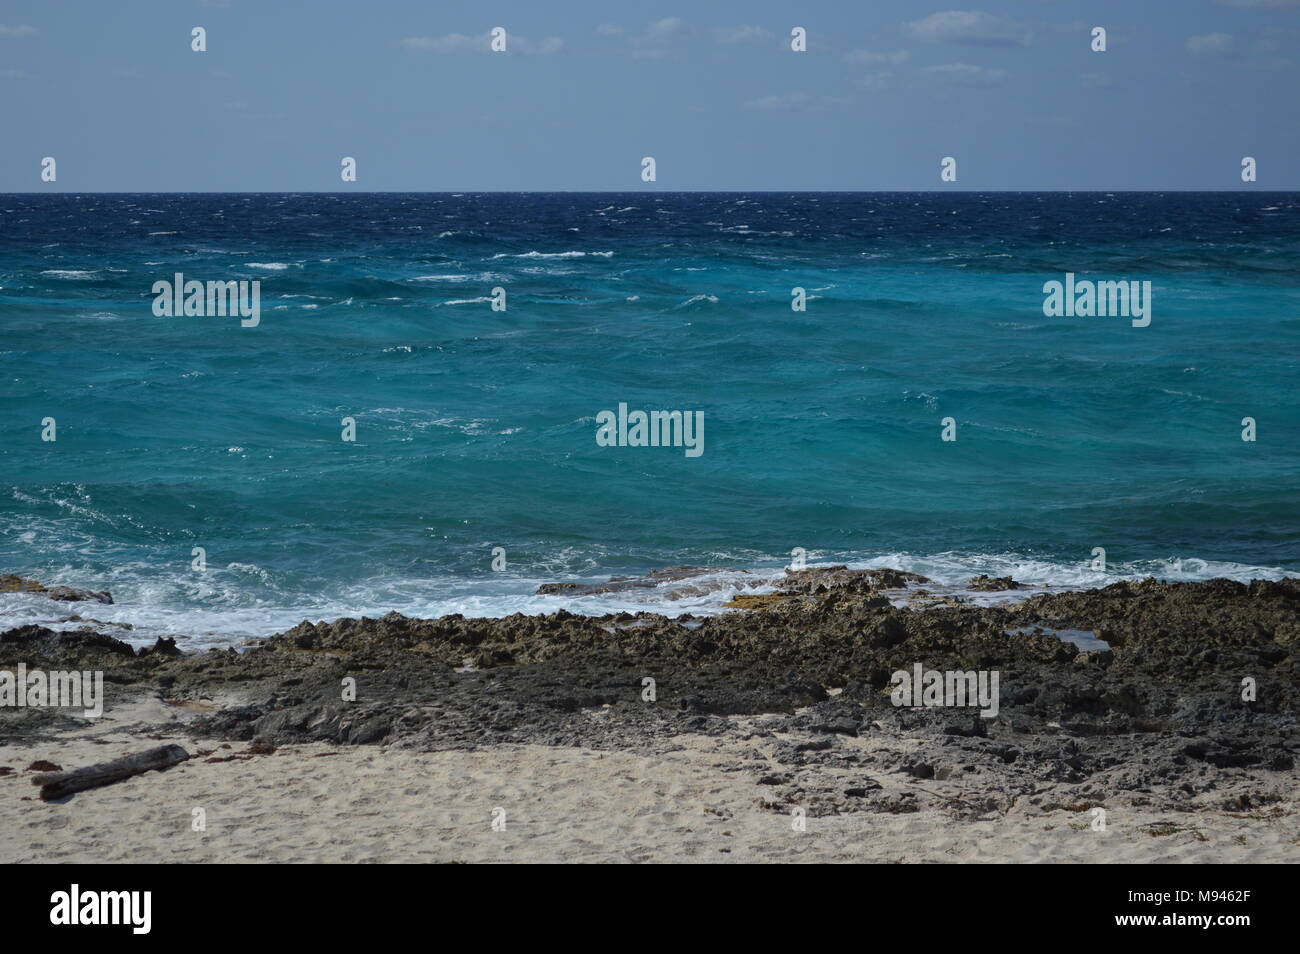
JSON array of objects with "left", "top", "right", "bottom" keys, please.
[{"left": 32, "top": 744, "right": 190, "bottom": 800}]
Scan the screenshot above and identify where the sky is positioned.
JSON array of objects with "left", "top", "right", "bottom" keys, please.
[{"left": 0, "top": 0, "right": 1298, "bottom": 191}]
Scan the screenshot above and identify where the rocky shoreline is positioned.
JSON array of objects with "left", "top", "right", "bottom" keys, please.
[{"left": 2, "top": 565, "right": 1297, "bottom": 827}]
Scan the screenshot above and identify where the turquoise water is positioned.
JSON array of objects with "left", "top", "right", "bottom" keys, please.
[{"left": 2, "top": 193, "right": 1298, "bottom": 644}]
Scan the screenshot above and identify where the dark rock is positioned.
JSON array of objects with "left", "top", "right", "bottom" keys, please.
[
  {"left": 965, "top": 575, "right": 1023, "bottom": 591},
  {"left": 943, "top": 715, "right": 988, "bottom": 737},
  {"left": 139, "top": 637, "right": 182, "bottom": 658},
  {"left": 3, "top": 566, "right": 1294, "bottom": 815},
  {"left": 1, "top": 574, "right": 112, "bottom": 604}
]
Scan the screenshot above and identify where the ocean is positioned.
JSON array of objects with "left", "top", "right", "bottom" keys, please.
[{"left": 2, "top": 192, "right": 1298, "bottom": 647}]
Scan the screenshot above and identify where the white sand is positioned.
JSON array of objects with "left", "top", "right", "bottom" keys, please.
[{"left": 3, "top": 698, "right": 1296, "bottom": 863}]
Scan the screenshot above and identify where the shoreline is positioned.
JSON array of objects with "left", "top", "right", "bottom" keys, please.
[
  {"left": 2, "top": 566, "right": 1298, "bottom": 863},
  {"left": 4, "top": 554, "right": 1298, "bottom": 651}
]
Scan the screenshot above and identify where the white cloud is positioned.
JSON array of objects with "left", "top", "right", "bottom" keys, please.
[
  {"left": 923, "top": 62, "right": 1010, "bottom": 86},
  {"left": 844, "top": 49, "right": 911, "bottom": 64},
  {"left": 642, "top": 17, "right": 686, "bottom": 42},
  {"left": 403, "top": 34, "right": 485, "bottom": 53},
  {"left": 597, "top": 17, "right": 689, "bottom": 57},
  {"left": 856, "top": 72, "right": 896, "bottom": 91},
  {"left": 1186, "top": 33, "right": 1236, "bottom": 55},
  {"left": 0, "top": 24, "right": 38, "bottom": 38},
  {"left": 402, "top": 32, "right": 562, "bottom": 55},
  {"left": 745, "top": 92, "right": 845, "bottom": 110},
  {"left": 635, "top": 16, "right": 686, "bottom": 56},
  {"left": 904, "top": 11, "right": 1031, "bottom": 47},
  {"left": 1256, "top": 26, "right": 1300, "bottom": 52},
  {"left": 715, "top": 25, "right": 772, "bottom": 44},
  {"left": 1216, "top": 0, "right": 1300, "bottom": 8},
  {"left": 522, "top": 36, "right": 563, "bottom": 55}
]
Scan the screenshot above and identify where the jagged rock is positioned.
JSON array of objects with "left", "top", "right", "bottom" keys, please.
[
  {"left": 1, "top": 574, "right": 112, "bottom": 604},
  {"left": 964, "top": 575, "right": 1024, "bottom": 591},
  {"left": 3, "top": 567, "right": 1296, "bottom": 813},
  {"left": 724, "top": 593, "right": 788, "bottom": 611},
  {"left": 0, "top": 624, "right": 136, "bottom": 666},
  {"left": 139, "top": 637, "right": 182, "bottom": 658},
  {"left": 536, "top": 566, "right": 731, "bottom": 596}
]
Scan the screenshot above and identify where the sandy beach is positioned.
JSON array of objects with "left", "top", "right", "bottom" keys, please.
[
  {"left": 4, "top": 710, "right": 1295, "bottom": 864},
  {"left": 3, "top": 566, "right": 1297, "bottom": 864}
]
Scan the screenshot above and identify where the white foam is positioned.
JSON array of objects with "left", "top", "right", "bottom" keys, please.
[
  {"left": 489, "top": 251, "right": 614, "bottom": 260},
  {"left": 1, "top": 552, "right": 1292, "bottom": 651},
  {"left": 39, "top": 269, "right": 99, "bottom": 280}
]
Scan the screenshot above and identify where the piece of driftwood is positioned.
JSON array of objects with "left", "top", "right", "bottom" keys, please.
[{"left": 32, "top": 744, "right": 190, "bottom": 800}]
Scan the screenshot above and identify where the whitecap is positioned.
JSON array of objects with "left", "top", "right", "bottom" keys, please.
[
  {"left": 490, "top": 251, "right": 613, "bottom": 260},
  {"left": 39, "top": 269, "right": 99, "bottom": 280}
]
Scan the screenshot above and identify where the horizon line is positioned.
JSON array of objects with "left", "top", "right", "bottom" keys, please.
[{"left": 1, "top": 189, "right": 1293, "bottom": 196}]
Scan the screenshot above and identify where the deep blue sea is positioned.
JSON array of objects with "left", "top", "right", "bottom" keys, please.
[{"left": 3, "top": 192, "right": 1298, "bottom": 646}]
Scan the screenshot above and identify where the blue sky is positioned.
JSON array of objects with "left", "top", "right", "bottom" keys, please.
[{"left": 1, "top": 0, "right": 1297, "bottom": 190}]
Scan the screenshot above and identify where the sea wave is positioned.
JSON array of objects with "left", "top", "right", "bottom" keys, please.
[
  {"left": 38, "top": 269, "right": 100, "bottom": 280},
  {"left": 489, "top": 251, "right": 614, "bottom": 259},
  {"left": 0, "top": 551, "right": 1292, "bottom": 650}
]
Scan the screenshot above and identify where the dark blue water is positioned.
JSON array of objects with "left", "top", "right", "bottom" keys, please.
[{"left": 2, "top": 192, "right": 1298, "bottom": 644}]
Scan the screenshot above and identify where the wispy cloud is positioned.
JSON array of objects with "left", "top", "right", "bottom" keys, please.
[
  {"left": 745, "top": 92, "right": 845, "bottom": 110},
  {"left": 1243, "top": 26, "right": 1299, "bottom": 68},
  {"left": 0, "top": 24, "right": 38, "bottom": 38},
  {"left": 634, "top": 16, "right": 687, "bottom": 57},
  {"left": 923, "top": 62, "right": 1011, "bottom": 86},
  {"left": 1216, "top": 0, "right": 1300, "bottom": 8},
  {"left": 402, "top": 34, "right": 482, "bottom": 53},
  {"left": 904, "top": 11, "right": 1031, "bottom": 48},
  {"left": 402, "top": 32, "right": 563, "bottom": 55},
  {"left": 641, "top": 17, "right": 686, "bottom": 42},
  {"left": 597, "top": 17, "right": 689, "bottom": 58},
  {"left": 714, "top": 25, "right": 773, "bottom": 44},
  {"left": 1186, "top": 33, "right": 1237, "bottom": 56},
  {"left": 855, "top": 72, "right": 896, "bottom": 91},
  {"left": 844, "top": 49, "right": 911, "bottom": 65}
]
